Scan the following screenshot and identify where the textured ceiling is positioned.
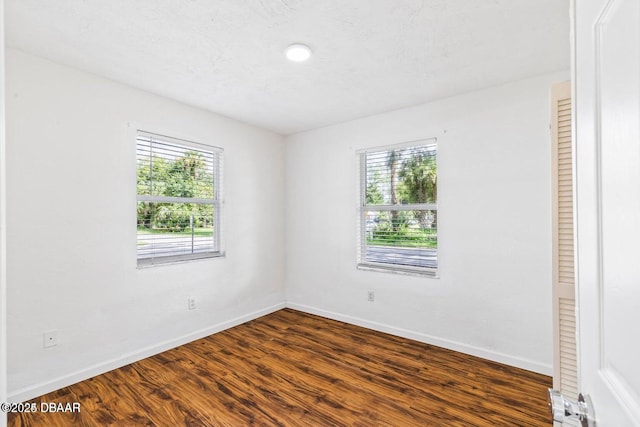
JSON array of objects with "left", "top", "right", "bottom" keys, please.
[{"left": 5, "top": 0, "right": 569, "bottom": 135}]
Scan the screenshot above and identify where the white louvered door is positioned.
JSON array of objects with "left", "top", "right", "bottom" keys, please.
[{"left": 550, "top": 81, "right": 579, "bottom": 423}]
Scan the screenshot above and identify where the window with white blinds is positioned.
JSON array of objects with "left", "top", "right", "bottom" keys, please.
[
  {"left": 358, "top": 139, "right": 438, "bottom": 275},
  {"left": 136, "top": 131, "right": 223, "bottom": 266}
]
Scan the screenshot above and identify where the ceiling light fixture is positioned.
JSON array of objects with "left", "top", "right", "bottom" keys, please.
[{"left": 285, "top": 43, "right": 312, "bottom": 62}]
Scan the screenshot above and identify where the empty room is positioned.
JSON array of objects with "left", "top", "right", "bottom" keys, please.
[{"left": 2, "top": 0, "right": 640, "bottom": 426}]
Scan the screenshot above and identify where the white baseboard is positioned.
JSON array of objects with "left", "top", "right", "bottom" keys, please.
[
  {"left": 285, "top": 302, "right": 552, "bottom": 376},
  {"left": 8, "top": 302, "right": 285, "bottom": 403},
  {"left": 9, "top": 300, "right": 551, "bottom": 403}
]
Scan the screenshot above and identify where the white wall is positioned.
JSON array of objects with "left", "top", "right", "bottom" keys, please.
[
  {"left": 5, "top": 49, "right": 285, "bottom": 400},
  {"left": 1, "top": 1, "right": 8, "bottom": 425},
  {"left": 285, "top": 71, "right": 569, "bottom": 374}
]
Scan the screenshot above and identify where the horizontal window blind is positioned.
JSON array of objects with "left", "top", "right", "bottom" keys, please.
[
  {"left": 136, "top": 131, "right": 222, "bottom": 266},
  {"left": 358, "top": 140, "right": 437, "bottom": 274}
]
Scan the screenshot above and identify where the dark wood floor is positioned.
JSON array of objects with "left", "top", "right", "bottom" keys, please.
[{"left": 9, "top": 309, "right": 552, "bottom": 426}]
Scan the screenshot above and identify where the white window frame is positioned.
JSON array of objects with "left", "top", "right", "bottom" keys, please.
[
  {"left": 357, "top": 138, "right": 438, "bottom": 277},
  {"left": 136, "top": 130, "right": 223, "bottom": 267}
]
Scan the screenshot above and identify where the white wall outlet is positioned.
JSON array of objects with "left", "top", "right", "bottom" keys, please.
[
  {"left": 43, "top": 330, "right": 58, "bottom": 348},
  {"left": 367, "top": 291, "right": 375, "bottom": 302},
  {"left": 188, "top": 297, "right": 196, "bottom": 310}
]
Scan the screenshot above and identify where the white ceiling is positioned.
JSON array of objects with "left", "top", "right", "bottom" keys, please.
[{"left": 5, "top": 0, "right": 569, "bottom": 135}]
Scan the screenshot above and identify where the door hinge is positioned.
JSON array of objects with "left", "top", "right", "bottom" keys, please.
[{"left": 548, "top": 389, "right": 596, "bottom": 427}]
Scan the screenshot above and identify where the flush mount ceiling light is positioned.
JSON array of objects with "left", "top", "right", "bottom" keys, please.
[{"left": 285, "top": 43, "right": 312, "bottom": 62}]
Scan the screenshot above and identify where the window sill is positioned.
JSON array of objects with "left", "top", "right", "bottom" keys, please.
[
  {"left": 357, "top": 263, "right": 439, "bottom": 278},
  {"left": 137, "top": 252, "right": 225, "bottom": 268}
]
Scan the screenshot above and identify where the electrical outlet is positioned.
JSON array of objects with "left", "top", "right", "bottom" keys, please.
[
  {"left": 367, "top": 291, "right": 375, "bottom": 302},
  {"left": 188, "top": 297, "right": 196, "bottom": 310},
  {"left": 43, "top": 330, "right": 58, "bottom": 348}
]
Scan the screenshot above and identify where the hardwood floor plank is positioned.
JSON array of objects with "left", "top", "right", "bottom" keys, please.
[{"left": 8, "top": 309, "right": 552, "bottom": 426}]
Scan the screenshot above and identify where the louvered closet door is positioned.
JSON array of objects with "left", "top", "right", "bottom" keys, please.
[{"left": 551, "top": 81, "right": 578, "bottom": 417}]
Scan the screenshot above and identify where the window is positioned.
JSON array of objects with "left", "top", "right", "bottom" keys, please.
[
  {"left": 136, "top": 131, "right": 223, "bottom": 266},
  {"left": 358, "top": 139, "right": 437, "bottom": 275}
]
